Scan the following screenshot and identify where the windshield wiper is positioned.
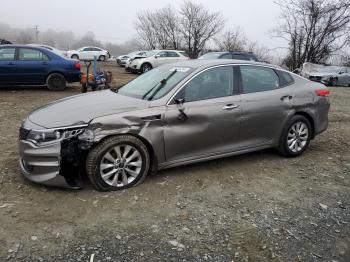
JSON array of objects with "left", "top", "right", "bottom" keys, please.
[{"left": 142, "top": 70, "right": 177, "bottom": 100}]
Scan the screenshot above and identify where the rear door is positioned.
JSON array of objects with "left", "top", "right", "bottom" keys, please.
[
  {"left": 0, "top": 47, "right": 17, "bottom": 84},
  {"left": 164, "top": 65, "right": 242, "bottom": 163},
  {"left": 238, "top": 65, "right": 294, "bottom": 147},
  {"left": 17, "top": 48, "right": 50, "bottom": 84}
]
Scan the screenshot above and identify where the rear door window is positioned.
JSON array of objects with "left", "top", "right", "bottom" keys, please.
[
  {"left": 167, "top": 51, "right": 180, "bottom": 57},
  {"left": 240, "top": 66, "right": 279, "bottom": 93},
  {"left": 276, "top": 70, "right": 294, "bottom": 86},
  {"left": 0, "top": 48, "right": 16, "bottom": 61},
  {"left": 19, "top": 48, "right": 49, "bottom": 61}
]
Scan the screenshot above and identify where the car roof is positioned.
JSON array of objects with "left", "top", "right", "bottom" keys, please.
[
  {"left": 0, "top": 44, "right": 46, "bottom": 49},
  {"left": 168, "top": 59, "right": 275, "bottom": 69}
]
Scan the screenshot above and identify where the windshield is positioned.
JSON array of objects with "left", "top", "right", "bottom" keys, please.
[
  {"left": 145, "top": 50, "right": 158, "bottom": 57},
  {"left": 198, "top": 52, "right": 223, "bottom": 59},
  {"left": 118, "top": 66, "right": 193, "bottom": 100}
]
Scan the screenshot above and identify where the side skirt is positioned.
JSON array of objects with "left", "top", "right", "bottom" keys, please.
[{"left": 158, "top": 143, "right": 273, "bottom": 170}]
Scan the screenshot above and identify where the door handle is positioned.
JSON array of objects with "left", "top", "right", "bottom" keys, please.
[
  {"left": 222, "top": 104, "right": 239, "bottom": 110},
  {"left": 281, "top": 95, "right": 293, "bottom": 101}
]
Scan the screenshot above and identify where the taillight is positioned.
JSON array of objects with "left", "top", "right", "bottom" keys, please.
[
  {"left": 316, "top": 89, "right": 330, "bottom": 96},
  {"left": 74, "top": 62, "right": 81, "bottom": 70}
]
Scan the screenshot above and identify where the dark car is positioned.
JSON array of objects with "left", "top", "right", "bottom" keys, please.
[
  {"left": 0, "top": 39, "right": 12, "bottom": 45},
  {"left": 199, "top": 51, "right": 260, "bottom": 62},
  {"left": 19, "top": 60, "right": 330, "bottom": 191},
  {"left": 0, "top": 45, "right": 81, "bottom": 90}
]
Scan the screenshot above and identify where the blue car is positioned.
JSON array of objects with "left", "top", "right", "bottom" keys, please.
[{"left": 0, "top": 45, "right": 81, "bottom": 91}]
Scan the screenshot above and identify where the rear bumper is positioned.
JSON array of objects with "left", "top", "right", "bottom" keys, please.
[
  {"left": 65, "top": 72, "right": 81, "bottom": 83},
  {"left": 19, "top": 140, "right": 71, "bottom": 187}
]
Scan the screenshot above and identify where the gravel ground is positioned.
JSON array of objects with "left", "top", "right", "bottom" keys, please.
[{"left": 0, "top": 62, "right": 349, "bottom": 261}]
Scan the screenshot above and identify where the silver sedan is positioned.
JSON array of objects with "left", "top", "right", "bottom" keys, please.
[{"left": 19, "top": 60, "right": 330, "bottom": 191}]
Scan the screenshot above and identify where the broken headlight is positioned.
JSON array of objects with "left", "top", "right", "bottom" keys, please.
[{"left": 27, "top": 126, "right": 87, "bottom": 145}]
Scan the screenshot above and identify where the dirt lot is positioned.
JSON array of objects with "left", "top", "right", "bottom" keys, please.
[{"left": 0, "top": 62, "right": 349, "bottom": 261}]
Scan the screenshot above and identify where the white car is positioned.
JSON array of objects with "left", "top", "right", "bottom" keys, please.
[
  {"left": 66, "top": 46, "right": 110, "bottom": 61},
  {"left": 117, "top": 51, "right": 147, "bottom": 67},
  {"left": 127, "top": 50, "right": 189, "bottom": 73},
  {"left": 27, "top": 44, "right": 66, "bottom": 57}
]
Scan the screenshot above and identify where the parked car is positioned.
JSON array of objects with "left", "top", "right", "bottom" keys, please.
[
  {"left": 306, "top": 66, "right": 350, "bottom": 86},
  {"left": 117, "top": 51, "right": 147, "bottom": 67},
  {"left": 0, "top": 39, "right": 12, "bottom": 45},
  {"left": 199, "top": 51, "right": 260, "bottom": 62},
  {"left": 27, "top": 44, "right": 66, "bottom": 57},
  {"left": 0, "top": 44, "right": 81, "bottom": 90},
  {"left": 66, "top": 46, "right": 110, "bottom": 61},
  {"left": 127, "top": 50, "right": 189, "bottom": 73},
  {"left": 19, "top": 60, "right": 330, "bottom": 191}
]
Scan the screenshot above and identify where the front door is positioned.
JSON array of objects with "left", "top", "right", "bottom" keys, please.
[
  {"left": 0, "top": 47, "right": 17, "bottom": 84},
  {"left": 164, "top": 65, "right": 242, "bottom": 163},
  {"left": 238, "top": 65, "right": 293, "bottom": 147}
]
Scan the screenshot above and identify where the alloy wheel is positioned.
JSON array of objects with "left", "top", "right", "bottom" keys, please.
[
  {"left": 287, "top": 122, "right": 309, "bottom": 153},
  {"left": 99, "top": 144, "right": 143, "bottom": 187}
]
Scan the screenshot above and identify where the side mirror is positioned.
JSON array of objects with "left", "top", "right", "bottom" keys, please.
[
  {"left": 175, "top": 98, "right": 187, "bottom": 121},
  {"left": 155, "top": 54, "right": 160, "bottom": 58}
]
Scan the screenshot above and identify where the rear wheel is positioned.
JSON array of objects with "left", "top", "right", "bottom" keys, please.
[
  {"left": 86, "top": 135, "right": 150, "bottom": 191},
  {"left": 277, "top": 115, "right": 311, "bottom": 157},
  {"left": 330, "top": 77, "right": 338, "bottom": 86},
  {"left": 99, "top": 55, "right": 106, "bottom": 62},
  {"left": 71, "top": 54, "right": 79, "bottom": 60},
  {"left": 46, "top": 73, "right": 66, "bottom": 91}
]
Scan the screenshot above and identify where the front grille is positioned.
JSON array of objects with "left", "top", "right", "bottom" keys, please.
[{"left": 19, "top": 127, "right": 30, "bottom": 140}]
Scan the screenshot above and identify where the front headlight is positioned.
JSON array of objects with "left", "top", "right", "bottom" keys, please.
[
  {"left": 26, "top": 126, "right": 87, "bottom": 145},
  {"left": 27, "top": 129, "right": 61, "bottom": 144}
]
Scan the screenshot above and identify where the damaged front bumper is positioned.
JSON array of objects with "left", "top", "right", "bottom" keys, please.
[
  {"left": 18, "top": 121, "right": 90, "bottom": 188},
  {"left": 19, "top": 140, "right": 70, "bottom": 187}
]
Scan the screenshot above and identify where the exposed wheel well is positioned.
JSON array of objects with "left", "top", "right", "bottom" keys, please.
[{"left": 294, "top": 112, "right": 315, "bottom": 139}]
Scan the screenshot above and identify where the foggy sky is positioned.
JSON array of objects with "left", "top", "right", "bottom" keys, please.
[{"left": 0, "top": 0, "right": 287, "bottom": 53}]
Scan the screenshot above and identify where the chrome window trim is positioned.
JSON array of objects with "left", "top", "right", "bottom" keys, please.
[{"left": 166, "top": 63, "right": 281, "bottom": 106}]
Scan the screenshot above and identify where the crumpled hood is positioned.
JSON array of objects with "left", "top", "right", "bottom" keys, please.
[{"left": 29, "top": 90, "right": 149, "bottom": 128}]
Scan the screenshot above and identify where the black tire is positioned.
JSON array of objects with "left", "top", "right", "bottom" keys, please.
[
  {"left": 330, "top": 77, "right": 338, "bottom": 87},
  {"left": 86, "top": 135, "right": 151, "bottom": 191},
  {"left": 99, "top": 55, "right": 106, "bottom": 62},
  {"left": 81, "top": 83, "right": 87, "bottom": 93},
  {"left": 46, "top": 73, "right": 66, "bottom": 91},
  {"left": 71, "top": 54, "right": 79, "bottom": 60},
  {"left": 277, "top": 115, "right": 312, "bottom": 157},
  {"left": 141, "top": 63, "right": 152, "bottom": 74}
]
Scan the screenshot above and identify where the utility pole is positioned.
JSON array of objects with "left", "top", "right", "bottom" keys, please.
[{"left": 34, "top": 25, "right": 39, "bottom": 43}]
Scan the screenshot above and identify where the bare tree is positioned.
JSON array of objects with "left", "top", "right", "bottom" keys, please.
[
  {"left": 180, "top": 0, "right": 225, "bottom": 58},
  {"left": 215, "top": 27, "right": 246, "bottom": 51},
  {"left": 16, "top": 32, "right": 33, "bottom": 44},
  {"left": 134, "top": 12, "right": 157, "bottom": 50},
  {"left": 246, "top": 41, "right": 271, "bottom": 62},
  {"left": 156, "top": 6, "right": 182, "bottom": 49},
  {"left": 274, "top": 0, "right": 350, "bottom": 69}
]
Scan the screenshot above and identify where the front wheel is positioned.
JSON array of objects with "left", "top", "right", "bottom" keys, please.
[
  {"left": 277, "top": 115, "right": 311, "bottom": 157},
  {"left": 86, "top": 135, "right": 151, "bottom": 191},
  {"left": 71, "top": 54, "right": 79, "bottom": 60},
  {"left": 141, "top": 63, "right": 152, "bottom": 74},
  {"left": 46, "top": 73, "right": 66, "bottom": 91},
  {"left": 99, "top": 55, "right": 106, "bottom": 62}
]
